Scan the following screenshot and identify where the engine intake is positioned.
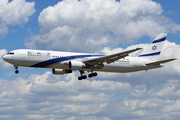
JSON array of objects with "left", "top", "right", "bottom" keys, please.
[{"left": 52, "top": 69, "right": 72, "bottom": 75}]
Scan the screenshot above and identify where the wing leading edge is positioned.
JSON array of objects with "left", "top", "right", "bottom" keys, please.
[{"left": 84, "top": 48, "right": 142, "bottom": 64}]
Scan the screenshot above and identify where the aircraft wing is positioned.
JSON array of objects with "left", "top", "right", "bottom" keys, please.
[
  {"left": 146, "top": 58, "right": 177, "bottom": 65},
  {"left": 84, "top": 48, "right": 142, "bottom": 64}
]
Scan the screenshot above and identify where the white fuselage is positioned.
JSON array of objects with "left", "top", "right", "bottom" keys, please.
[{"left": 3, "top": 49, "right": 163, "bottom": 73}]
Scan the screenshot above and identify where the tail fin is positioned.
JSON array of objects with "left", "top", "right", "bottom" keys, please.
[{"left": 138, "top": 33, "right": 167, "bottom": 61}]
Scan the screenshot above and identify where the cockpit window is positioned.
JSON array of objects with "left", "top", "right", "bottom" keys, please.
[{"left": 7, "top": 52, "right": 14, "bottom": 55}]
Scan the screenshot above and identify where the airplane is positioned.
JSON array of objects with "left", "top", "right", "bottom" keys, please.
[{"left": 3, "top": 33, "right": 177, "bottom": 80}]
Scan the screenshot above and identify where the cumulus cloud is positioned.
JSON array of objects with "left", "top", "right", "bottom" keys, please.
[
  {"left": 94, "top": 40, "right": 179, "bottom": 90},
  {"left": 0, "top": 72, "right": 131, "bottom": 120},
  {"left": 0, "top": 49, "right": 11, "bottom": 68},
  {"left": 1, "top": 40, "right": 180, "bottom": 119},
  {"left": 2, "top": 33, "right": 180, "bottom": 120},
  {"left": 26, "top": 0, "right": 180, "bottom": 52},
  {"left": 1, "top": 0, "right": 180, "bottom": 119},
  {"left": 1, "top": 69, "right": 180, "bottom": 120},
  {"left": 0, "top": 0, "right": 36, "bottom": 35}
]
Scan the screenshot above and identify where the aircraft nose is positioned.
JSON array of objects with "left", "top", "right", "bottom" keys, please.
[
  {"left": 3, "top": 55, "right": 9, "bottom": 61},
  {"left": 3, "top": 55, "right": 6, "bottom": 60}
]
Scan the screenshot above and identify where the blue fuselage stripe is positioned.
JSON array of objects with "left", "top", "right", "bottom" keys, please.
[
  {"left": 30, "top": 55, "right": 103, "bottom": 67},
  {"left": 152, "top": 37, "right": 166, "bottom": 43},
  {"left": 138, "top": 52, "right": 161, "bottom": 57}
]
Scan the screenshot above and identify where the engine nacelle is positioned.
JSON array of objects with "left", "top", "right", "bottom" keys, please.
[
  {"left": 69, "top": 61, "right": 86, "bottom": 70},
  {"left": 52, "top": 69, "right": 72, "bottom": 75}
]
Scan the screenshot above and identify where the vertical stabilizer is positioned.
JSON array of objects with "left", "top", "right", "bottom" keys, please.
[{"left": 138, "top": 33, "right": 167, "bottom": 61}]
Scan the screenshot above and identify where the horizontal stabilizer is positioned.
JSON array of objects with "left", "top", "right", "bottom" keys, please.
[{"left": 146, "top": 58, "right": 177, "bottom": 65}]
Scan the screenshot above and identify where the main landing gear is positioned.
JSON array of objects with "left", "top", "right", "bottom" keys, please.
[
  {"left": 88, "top": 72, "right": 97, "bottom": 78},
  {"left": 14, "top": 65, "right": 19, "bottom": 74},
  {"left": 78, "top": 71, "right": 98, "bottom": 80},
  {"left": 78, "top": 75, "right": 87, "bottom": 80}
]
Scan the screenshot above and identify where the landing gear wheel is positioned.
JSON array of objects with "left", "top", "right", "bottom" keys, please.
[
  {"left": 78, "top": 77, "right": 82, "bottom": 80},
  {"left": 78, "top": 75, "right": 87, "bottom": 80},
  {"left": 88, "top": 72, "right": 98, "bottom": 78},
  {"left": 14, "top": 65, "right": 19, "bottom": 74},
  {"left": 78, "top": 70, "right": 87, "bottom": 80},
  {"left": 88, "top": 74, "right": 93, "bottom": 78},
  {"left": 93, "top": 72, "right": 97, "bottom": 76},
  {"left": 82, "top": 75, "right": 87, "bottom": 79},
  {"left": 15, "top": 70, "right": 19, "bottom": 74}
]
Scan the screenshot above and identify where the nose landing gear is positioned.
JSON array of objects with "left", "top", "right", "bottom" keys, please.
[{"left": 14, "top": 65, "right": 19, "bottom": 74}]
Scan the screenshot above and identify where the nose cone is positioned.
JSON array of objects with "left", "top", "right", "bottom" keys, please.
[
  {"left": 3, "top": 55, "right": 10, "bottom": 62},
  {"left": 3, "top": 55, "right": 6, "bottom": 60}
]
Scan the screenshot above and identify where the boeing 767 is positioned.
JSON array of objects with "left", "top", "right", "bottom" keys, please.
[{"left": 3, "top": 33, "right": 176, "bottom": 80}]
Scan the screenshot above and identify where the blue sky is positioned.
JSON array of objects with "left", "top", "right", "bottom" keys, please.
[{"left": 1, "top": 0, "right": 180, "bottom": 120}]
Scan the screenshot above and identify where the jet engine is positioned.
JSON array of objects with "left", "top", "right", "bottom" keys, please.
[
  {"left": 52, "top": 69, "right": 72, "bottom": 75},
  {"left": 69, "top": 61, "right": 86, "bottom": 70}
]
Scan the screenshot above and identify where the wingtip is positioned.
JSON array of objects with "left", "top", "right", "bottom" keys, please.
[
  {"left": 136, "top": 48, "right": 142, "bottom": 50},
  {"left": 172, "top": 58, "right": 178, "bottom": 60}
]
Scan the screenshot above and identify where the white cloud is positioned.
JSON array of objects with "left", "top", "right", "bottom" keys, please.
[
  {"left": 1, "top": 70, "right": 180, "bottom": 120},
  {"left": 1, "top": 0, "right": 180, "bottom": 119},
  {"left": 2, "top": 35, "right": 179, "bottom": 120},
  {"left": 93, "top": 40, "right": 180, "bottom": 91},
  {"left": 0, "top": 24, "right": 8, "bottom": 35},
  {"left": 26, "top": 0, "right": 180, "bottom": 52},
  {"left": 0, "top": 72, "right": 130, "bottom": 119},
  {"left": 0, "top": 49, "right": 11, "bottom": 68},
  {"left": 0, "top": 0, "right": 36, "bottom": 35},
  {"left": 158, "top": 41, "right": 180, "bottom": 75}
]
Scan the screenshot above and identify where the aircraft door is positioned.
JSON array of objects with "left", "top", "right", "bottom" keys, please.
[{"left": 133, "top": 58, "right": 137, "bottom": 66}]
